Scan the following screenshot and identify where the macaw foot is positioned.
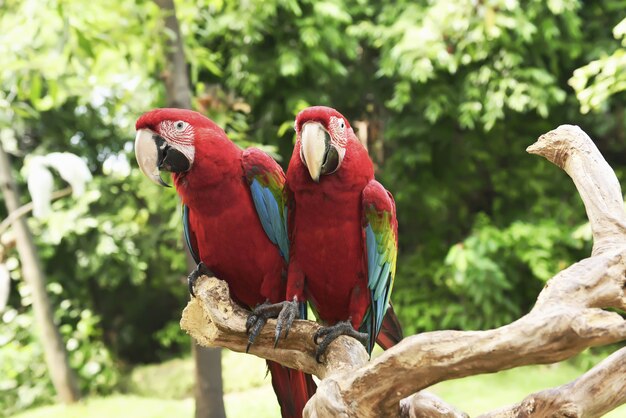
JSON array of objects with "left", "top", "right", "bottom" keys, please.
[
  {"left": 313, "top": 320, "right": 368, "bottom": 363},
  {"left": 187, "top": 261, "right": 212, "bottom": 298},
  {"left": 274, "top": 297, "right": 299, "bottom": 347},
  {"left": 245, "top": 298, "right": 299, "bottom": 352}
]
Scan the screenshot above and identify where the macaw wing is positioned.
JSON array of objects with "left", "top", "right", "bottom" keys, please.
[
  {"left": 243, "top": 149, "right": 307, "bottom": 318},
  {"left": 361, "top": 180, "right": 398, "bottom": 353},
  {"left": 182, "top": 203, "right": 200, "bottom": 264},
  {"left": 242, "top": 148, "right": 289, "bottom": 262}
]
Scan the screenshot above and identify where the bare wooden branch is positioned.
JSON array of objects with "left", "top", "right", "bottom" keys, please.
[
  {"left": 180, "top": 276, "right": 463, "bottom": 415},
  {"left": 181, "top": 125, "right": 626, "bottom": 418},
  {"left": 527, "top": 125, "right": 626, "bottom": 255},
  {"left": 180, "top": 275, "right": 369, "bottom": 379},
  {"left": 400, "top": 392, "right": 468, "bottom": 418},
  {"left": 479, "top": 346, "right": 626, "bottom": 418}
]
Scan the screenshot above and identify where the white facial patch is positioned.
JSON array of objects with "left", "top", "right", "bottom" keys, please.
[{"left": 158, "top": 120, "right": 196, "bottom": 165}]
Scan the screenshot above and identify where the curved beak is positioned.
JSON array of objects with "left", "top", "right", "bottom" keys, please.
[
  {"left": 134, "top": 129, "right": 171, "bottom": 187},
  {"left": 301, "top": 122, "right": 332, "bottom": 182}
]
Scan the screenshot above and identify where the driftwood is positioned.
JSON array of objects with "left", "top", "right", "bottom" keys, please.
[
  {"left": 479, "top": 346, "right": 626, "bottom": 418},
  {"left": 180, "top": 125, "right": 626, "bottom": 417}
]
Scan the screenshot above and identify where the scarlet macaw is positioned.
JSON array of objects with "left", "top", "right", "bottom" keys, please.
[
  {"left": 134, "top": 108, "right": 314, "bottom": 418},
  {"left": 283, "top": 106, "right": 401, "bottom": 360}
]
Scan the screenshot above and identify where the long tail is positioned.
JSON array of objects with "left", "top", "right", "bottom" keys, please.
[
  {"left": 268, "top": 360, "right": 317, "bottom": 418},
  {"left": 376, "top": 303, "right": 404, "bottom": 350}
]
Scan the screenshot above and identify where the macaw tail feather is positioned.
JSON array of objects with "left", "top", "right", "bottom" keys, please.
[
  {"left": 268, "top": 361, "right": 317, "bottom": 418},
  {"left": 375, "top": 303, "right": 404, "bottom": 350}
]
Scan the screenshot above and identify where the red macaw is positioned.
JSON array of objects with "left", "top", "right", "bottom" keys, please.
[
  {"left": 284, "top": 106, "right": 402, "bottom": 360},
  {"left": 134, "top": 108, "right": 314, "bottom": 418}
]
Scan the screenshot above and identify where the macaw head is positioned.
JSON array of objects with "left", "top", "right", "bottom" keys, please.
[
  {"left": 134, "top": 108, "right": 219, "bottom": 187},
  {"left": 294, "top": 106, "right": 351, "bottom": 182}
]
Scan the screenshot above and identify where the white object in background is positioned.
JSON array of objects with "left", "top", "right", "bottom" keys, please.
[
  {"left": 24, "top": 152, "right": 93, "bottom": 219},
  {"left": 0, "top": 263, "right": 10, "bottom": 311},
  {"left": 27, "top": 156, "right": 54, "bottom": 219},
  {"left": 42, "top": 152, "right": 93, "bottom": 197}
]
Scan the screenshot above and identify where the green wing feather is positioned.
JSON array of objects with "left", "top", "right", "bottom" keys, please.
[{"left": 361, "top": 180, "right": 398, "bottom": 353}]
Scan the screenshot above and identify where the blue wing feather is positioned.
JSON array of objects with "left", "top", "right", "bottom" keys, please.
[
  {"left": 182, "top": 204, "right": 200, "bottom": 264},
  {"left": 243, "top": 149, "right": 304, "bottom": 314},
  {"left": 243, "top": 150, "right": 290, "bottom": 263}
]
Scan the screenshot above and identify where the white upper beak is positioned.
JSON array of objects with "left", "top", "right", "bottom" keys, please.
[
  {"left": 134, "top": 129, "right": 169, "bottom": 187},
  {"left": 300, "top": 122, "right": 328, "bottom": 182}
]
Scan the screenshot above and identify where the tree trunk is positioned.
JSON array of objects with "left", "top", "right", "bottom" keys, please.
[
  {"left": 193, "top": 341, "right": 226, "bottom": 418},
  {"left": 0, "top": 141, "right": 80, "bottom": 403},
  {"left": 153, "top": 1, "right": 226, "bottom": 417},
  {"left": 188, "top": 251, "right": 226, "bottom": 418}
]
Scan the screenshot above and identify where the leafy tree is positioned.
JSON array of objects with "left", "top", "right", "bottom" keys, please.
[{"left": 2, "top": 0, "right": 626, "bottom": 415}]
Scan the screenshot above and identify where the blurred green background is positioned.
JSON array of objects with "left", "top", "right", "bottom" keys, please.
[{"left": 1, "top": 0, "right": 625, "bottom": 416}]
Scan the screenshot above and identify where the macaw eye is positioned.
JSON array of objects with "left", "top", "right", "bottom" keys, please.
[
  {"left": 339, "top": 119, "right": 345, "bottom": 129},
  {"left": 175, "top": 121, "right": 186, "bottom": 131}
]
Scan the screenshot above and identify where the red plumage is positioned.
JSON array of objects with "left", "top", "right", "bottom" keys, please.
[
  {"left": 287, "top": 136, "right": 374, "bottom": 327},
  {"left": 286, "top": 106, "right": 402, "bottom": 351},
  {"left": 136, "top": 108, "right": 314, "bottom": 418}
]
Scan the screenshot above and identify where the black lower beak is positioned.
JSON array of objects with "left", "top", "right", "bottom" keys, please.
[
  {"left": 320, "top": 131, "right": 339, "bottom": 175},
  {"left": 154, "top": 134, "right": 191, "bottom": 174}
]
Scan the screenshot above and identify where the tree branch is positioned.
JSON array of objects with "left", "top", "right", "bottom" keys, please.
[
  {"left": 180, "top": 276, "right": 369, "bottom": 379},
  {"left": 180, "top": 275, "right": 464, "bottom": 415},
  {"left": 527, "top": 125, "right": 626, "bottom": 255},
  {"left": 180, "top": 125, "right": 626, "bottom": 417},
  {"left": 479, "top": 346, "right": 626, "bottom": 418}
]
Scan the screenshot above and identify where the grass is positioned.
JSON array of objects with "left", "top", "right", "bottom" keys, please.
[{"left": 13, "top": 351, "right": 626, "bottom": 418}]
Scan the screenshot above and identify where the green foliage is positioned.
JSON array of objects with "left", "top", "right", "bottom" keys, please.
[
  {"left": 352, "top": 0, "right": 579, "bottom": 130},
  {"left": 436, "top": 214, "right": 589, "bottom": 330},
  {"left": 2, "top": 0, "right": 626, "bottom": 414},
  {"left": 570, "top": 16, "right": 626, "bottom": 113},
  {"left": 0, "top": 300, "right": 118, "bottom": 417},
  {"left": 33, "top": 171, "right": 191, "bottom": 362},
  {"left": 0, "top": 309, "right": 53, "bottom": 417}
]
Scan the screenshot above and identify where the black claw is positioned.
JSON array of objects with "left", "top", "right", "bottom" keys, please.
[
  {"left": 245, "top": 299, "right": 284, "bottom": 349},
  {"left": 188, "top": 277, "right": 196, "bottom": 297},
  {"left": 313, "top": 320, "right": 369, "bottom": 363},
  {"left": 246, "top": 314, "right": 258, "bottom": 335},
  {"left": 274, "top": 297, "right": 299, "bottom": 348},
  {"left": 187, "top": 262, "right": 211, "bottom": 297},
  {"left": 247, "top": 314, "right": 267, "bottom": 352}
]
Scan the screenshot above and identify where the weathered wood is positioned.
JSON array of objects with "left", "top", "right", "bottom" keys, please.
[
  {"left": 480, "top": 347, "right": 626, "bottom": 418},
  {"left": 180, "top": 276, "right": 369, "bottom": 380},
  {"left": 180, "top": 125, "right": 626, "bottom": 417},
  {"left": 527, "top": 125, "right": 626, "bottom": 256},
  {"left": 400, "top": 392, "right": 468, "bottom": 418}
]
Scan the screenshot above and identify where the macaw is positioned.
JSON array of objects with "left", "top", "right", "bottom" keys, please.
[
  {"left": 283, "top": 106, "right": 402, "bottom": 360},
  {"left": 134, "top": 108, "right": 315, "bottom": 418}
]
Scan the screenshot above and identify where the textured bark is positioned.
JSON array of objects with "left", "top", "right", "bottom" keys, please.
[
  {"left": 153, "top": 0, "right": 192, "bottom": 110},
  {"left": 400, "top": 392, "right": 469, "bottom": 418},
  {"left": 479, "top": 347, "right": 626, "bottom": 418},
  {"left": 0, "top": 142, "right": 80, "bottom": 403},
  {"left": 180, "top": 276, "right": 369, "bottom": 380},
  {"left": 180, "top": 125, "right": 626, "bottom": 417}
]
